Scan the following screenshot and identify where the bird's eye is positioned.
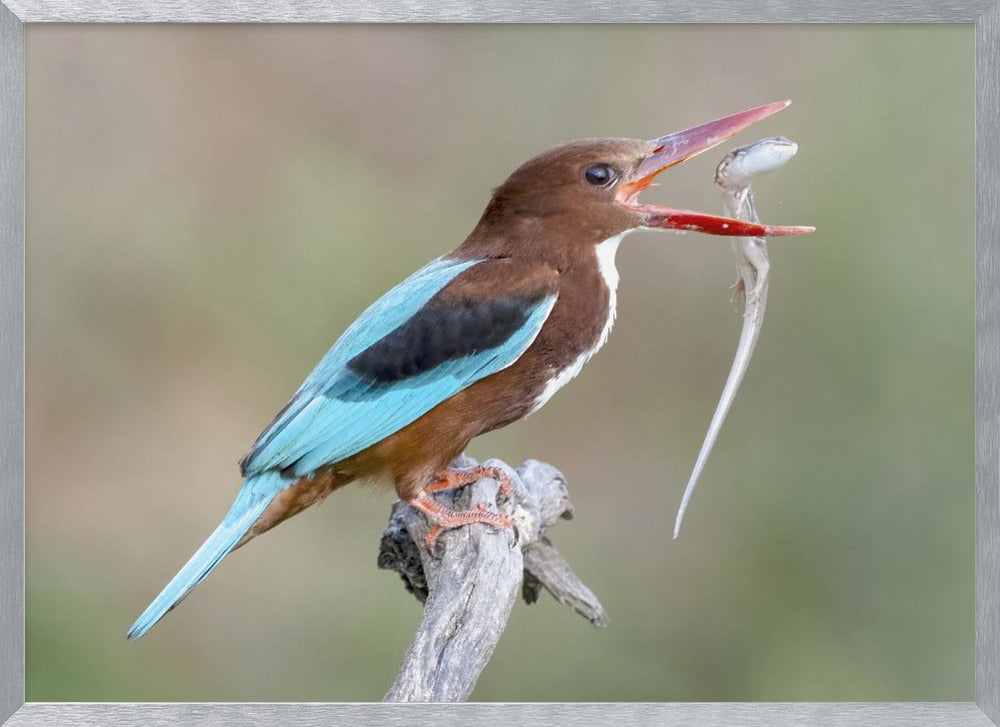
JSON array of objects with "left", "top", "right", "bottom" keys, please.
[{"left": 584, "top": 163, "right": 617, "bottom": 186}]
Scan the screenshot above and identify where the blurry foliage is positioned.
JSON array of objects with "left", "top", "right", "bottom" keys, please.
[{"left": 25, "top": 25, "right": 972, "bottom": 701}]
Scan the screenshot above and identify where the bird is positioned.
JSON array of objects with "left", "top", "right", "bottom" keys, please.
[{"left": 127, "top": 100, "right": 812, "bottom": 641}]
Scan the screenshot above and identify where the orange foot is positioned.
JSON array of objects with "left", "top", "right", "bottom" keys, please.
[
  {"left": 424, "top": 464, "right": 513, "bottom": 500},
  {"left": 408, "top": 466, "right": 515, "bottom": 550}
]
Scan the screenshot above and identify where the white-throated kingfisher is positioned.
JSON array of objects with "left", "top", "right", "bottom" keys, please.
[{"left": 128, "top": 101, "right": 812, "bottom": 640}]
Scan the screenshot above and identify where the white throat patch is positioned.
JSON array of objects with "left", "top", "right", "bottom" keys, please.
[{"left": 530, "top": 231, "right": 628, "bottom": 414}]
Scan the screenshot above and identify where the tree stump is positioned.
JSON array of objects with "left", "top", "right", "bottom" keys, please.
[{"left": 377, "top": 455, "right": 606, "bottom": 702}]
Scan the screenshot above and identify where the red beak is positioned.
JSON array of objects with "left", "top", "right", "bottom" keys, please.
[{"left": 617, "top": 101, "right": 814, "bottom": 237}]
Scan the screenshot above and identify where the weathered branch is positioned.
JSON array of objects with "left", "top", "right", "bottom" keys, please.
[{"left": 377, "top": 455, "right": 606, "bottom": 702}]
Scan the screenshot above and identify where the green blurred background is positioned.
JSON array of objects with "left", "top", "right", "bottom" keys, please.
[{"left": 25, "top": 25, "right": 973, "bottom": 701}]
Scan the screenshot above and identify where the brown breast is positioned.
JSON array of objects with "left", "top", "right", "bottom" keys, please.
[{"left": 451, "top": 237, "right": 619, "bottom": 438}]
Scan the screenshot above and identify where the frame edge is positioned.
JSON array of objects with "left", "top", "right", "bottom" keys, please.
[
  {"left": 0, "top": 3, "right": 992, "bottom": 725},
  {"left": 0, "top": 0, "right": 995, "bottom": 23},
  {"left": 0, "top": 0, "right": 24, "bottom": 724},
  {"left": 3, "top": 702, "right": 1000, "bottom": 727},
  {"left": 976, "top": 1, "right": 1000, "bottom": 723}
]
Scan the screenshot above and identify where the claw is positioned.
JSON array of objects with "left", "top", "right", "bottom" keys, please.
[
  {"left": 408, "top": 488, "right": 514, "bottom": 554},
  {"left": 424, "top": 464, "right": 513, "bottom": 503},
  {"left": 426, "top": 524, "right": 444, "bottom": 553}
]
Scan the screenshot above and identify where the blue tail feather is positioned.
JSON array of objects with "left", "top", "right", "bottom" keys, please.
[{"left": 126, "top": 471, "right": 288, "bottom": 641}]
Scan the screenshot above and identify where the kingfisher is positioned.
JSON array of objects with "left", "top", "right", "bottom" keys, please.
[{"left": 127, "top": 101, "right": 812, "bottom": 640}]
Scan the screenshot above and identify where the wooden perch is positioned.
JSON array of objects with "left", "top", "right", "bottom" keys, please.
[{"left": 377, "top": 455, "right": 606, "bottom": 702}]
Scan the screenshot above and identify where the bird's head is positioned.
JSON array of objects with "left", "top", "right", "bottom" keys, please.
[{"left": 481, "top": 100, "right": 812, "bottom": 244}]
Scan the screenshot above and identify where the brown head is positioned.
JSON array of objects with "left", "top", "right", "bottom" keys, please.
[{"left": 467, "top": 101, "right": 813, "bottom": 256}]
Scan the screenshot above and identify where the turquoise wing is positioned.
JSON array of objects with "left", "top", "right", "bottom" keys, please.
[{"left": 241, "top": 256, "right": 556, "bottom": 478}]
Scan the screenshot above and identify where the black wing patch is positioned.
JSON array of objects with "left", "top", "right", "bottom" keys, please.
[{"left": 346, "top": 294, "right": 544, "bottom": 384}]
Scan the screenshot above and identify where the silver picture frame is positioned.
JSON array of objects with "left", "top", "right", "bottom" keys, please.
[{"left": 1, "top": 2, "right": 997, "bottom": 725}]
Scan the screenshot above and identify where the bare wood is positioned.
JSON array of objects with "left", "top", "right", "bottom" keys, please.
[
  {"left": 378, "top": 456, "right": 606, "bottom": 702},
  {"left": 522, "top": 536, "right": 608, "bottom": 627}
]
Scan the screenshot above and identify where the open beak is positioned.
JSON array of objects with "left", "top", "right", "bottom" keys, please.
[{"left": 617, "top": 101, "right": 814, "bottom": 237}]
